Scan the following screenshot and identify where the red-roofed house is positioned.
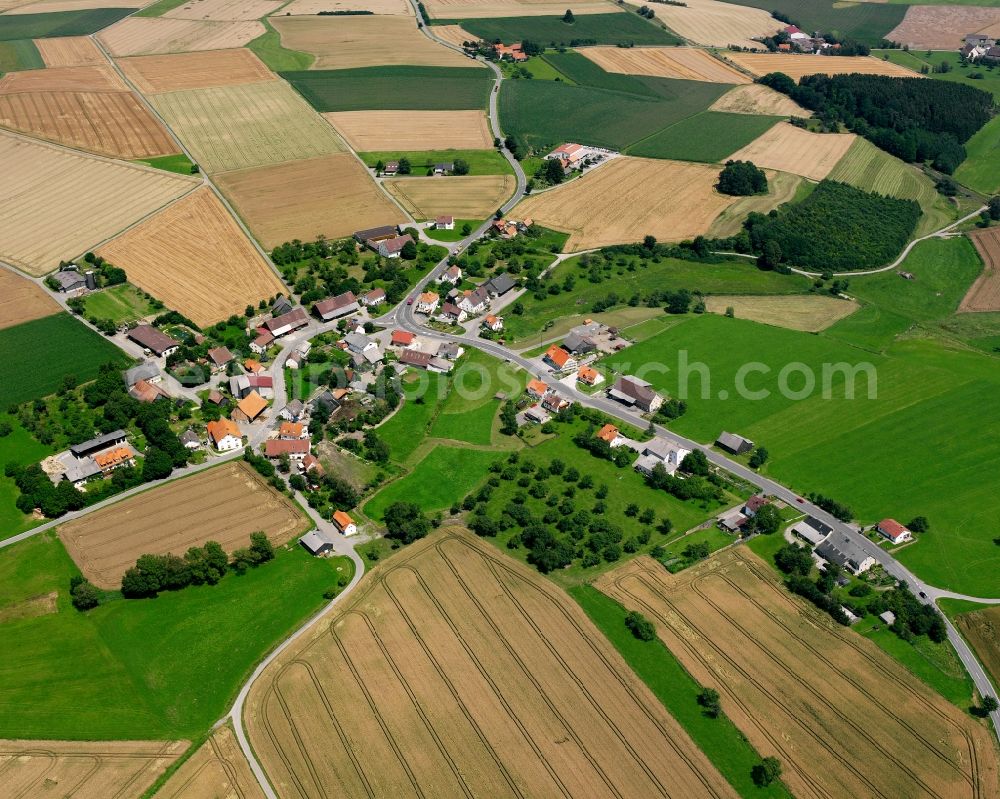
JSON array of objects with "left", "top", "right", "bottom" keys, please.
[
  {"left": 378, "top": 234, "right": 413, "bottom": 259},
  {"left": 876, "top": 518, "right": 912, "bottom": 544},
  {"left": 435, "top": 215, "right": 455, "bottom": 230},
  {"left": 596, "top": 423, "right": 624, "bottom": 447},
  {"left": 391, "top": 329, "right": 415, "bottom": 347},
  {"left": 744, "top": 494, "right": 772, "bottom": 517},
  {"left": 526, "top": 378, "right": 549, "bottom": 398},
  {"left": 494, "top": 42, "right": 527, "bottom": 62},
  {"left": 545, "top": 142, "right": 585, "bottom": 167},
  {"left": 333, "top": 509, "right": 358, "bottom": 536},
  {"left": 264, "top": 438, "right": 310, "bottom": 460},
  {"left": 207, "top": 419, "right": 242, "bottom": 451},
  {"left": 543, "top": 344, "right": 576, "bottom": 371}
]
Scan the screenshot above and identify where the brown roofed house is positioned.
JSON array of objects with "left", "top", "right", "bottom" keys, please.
[
  {"left": 314, "top": 291, "right": 360, "bottom": 321},
  {"left": 127, "top": 324, "right": 179, "bottom": 357},
  {"left": 232, "top": 390, "right": 267, "bottom": 423}
]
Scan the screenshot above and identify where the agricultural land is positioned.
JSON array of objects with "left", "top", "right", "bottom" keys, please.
[
  {"left": 98, "top": 17, "right": 265, "bottom": 56},
  {"left": 950, "top": 604, "right": 1000, "bottom": 690},
  {"left": 962, "top": 226, "right": 1000, "bottom": 313},
  {"left": 579, "top": 46, "right": 751, "bottom": 84},
  {"left": 161, "top": 0, "right": 283, "bottom": 20},
  {"left": 0, "top": 37, "right": 42, "bottom": 71},
  {"left": 954, "top": 114, "right": 1000, "bottom": 195},
  {"left": 715, "top": 0, "right": 905, "bottom": 45},
  {"left": 384, "top": 174, "right": 516, "bottom": 219},
  {"left": 454, "top": 14, "right": 682, "bottom": 46},
  {"left": 280, "top": 0, "right": 412, "bottom": 13},
  {"left": 726, "top": 121, "right": 855, "bottom": 180},
  {"left": 324, "top": 109, "right": 493, "bottom": 151},
  {"left": 708, "top": 83, "right": 807, "bottom": 116},
  {"left": 706, "top": 169, "right": 803, "bottom": 237},
  {"left": 0, "top": 267, "right": 59, "bottom": 329},
  {"left": 628, "top": 111, "right": 783, "bottom": 162},
  {"left": 96, "top": 187, "right": 285, "bottom": 326},
  {"left": 725, "top": 52, "right": 921, "bottom": 80},
  {"left": 33, "top": 34, "right": 103, "bottom": 66},
  {"left": 423, "top": 0, "right": 616, "bottom": 18},
  {"left": 887, "top": 6, "right": 1000, "bottom": 51},
  {"left": 704, "top": 294, "right": 858, "bottom": 332},
  {"left": 0, "top": 7, "right": 135, "bottom": 39},
  {"left": 154, "top": 723, "right": 265, "bottom": 799},
  {"left": 650, "top": 0, "right": 778, "bottom": 49},
  {"left": 117, "top": 47, "right": 277, "bottom": 94}
]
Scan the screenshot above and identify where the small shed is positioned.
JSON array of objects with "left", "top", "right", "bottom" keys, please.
[{"left": 300, "top": 530, "right": 334, "bottom": 556}]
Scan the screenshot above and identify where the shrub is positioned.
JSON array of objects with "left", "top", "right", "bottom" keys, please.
[{"left": 624, "top": 610, "right": 656, "bottom": 641}]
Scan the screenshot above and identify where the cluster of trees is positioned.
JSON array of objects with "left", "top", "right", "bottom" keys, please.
[
  {"left": 717, "top": 160, "right": 767, "bottom": 196},
  {"left": 758, "top": 72, "right": 993, "bottom": 173},
  {"left": 574, "top": 430, "right": 636, "bottom": 467},
  {"left": 807, "top": 491, "right": 854, "bottom": 522},
  {"left": 383, "top": 501, "right": 432, "bottom": 544},
  {"left": 744, "top": 503, "right": 782, "bottom": 536},
  {"left": 655, "top": 397, "right": 687, "bottom": 422},
  {"left": 748, "top": 446, "right": 768, "bottom": 469},
  {"left": 636, "top": 5, "right": 655, "bottom": 18},
  {"left": 869, "top": 584, "right": 947, "bottom": 643},
  {"left": 624, "top": 610, "right": 656, "bottom": 640},
  {"left": 774, "top": 543, "right": 852, "bottom": 623},
  {"left": 645, "top": 461, "right": 723, "bottom": 504}
]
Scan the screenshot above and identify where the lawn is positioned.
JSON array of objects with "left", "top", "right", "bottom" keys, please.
[
  {"left": 248, "top": 19, "right": 314, "bottom": 71},
  {"left": 424, "top": 218, "right": 482, "bottom": 241},
  {"left": 358, "top": 149, "right": 512, "bottom": 176},
  {"left": 0, "top": 313, "right": 131, "bottom": 407},
  {"left": 569, "top": 585, "right": 792, "bottom": 799},
  {"left": 0, "top": 415, "right": 53, "bottom": 540},
  {"left": 282, "top": 66, "right": 492, "bottom": 111},
  {"left": 0, "top": 38, "right": 42, "bottom": 72},
  {"left": 132, "top": 153, "right": 196, "bottom": 175},
  {"left": 81, "top": 284, "right": 156, "bottom": 323},
  {"left": 0, "top": 8, "right": 136, "bottom": 40},
  {"left": 629, "top": 111, "right": 783, "bottom": 162},
  {"left": 0, "top": 532, "right": 353, "bottom": 739},
  {"left": 718, "top": 0, "right": 905, "bottom": 44},
  {"left": 427, "top": 349, "right": 524, "bottom": 444},
  {"left": 376, "top": 371, "right": 448, "bottom": 463},
  {"left": 428, "top": 400, "right": 498, "bottom": 444},
  {"left": 874, "top": 50, "right": 1000, "bottom": 101},
  {"left": 954, "top": 113, "right": 1000, "bottom": 195},
  {"left": 503, "top": 53, "right": 574, "bottom": 82},
  {"left": 448, "top": 13, "right": 682, "bottom": 46}
]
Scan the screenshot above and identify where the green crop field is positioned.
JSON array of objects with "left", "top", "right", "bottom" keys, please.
[
  {"left": 719, "top": 0, "right": 904, "bottom": 43},
  {"left": 248, "top": 19, "right": 314, "bottom": 71},
  {"left": 445, "top": 13, "right": 682, "bottom": 46},
  {"left": 427, "top": 349, "right": 524, "bottom": 444},
  {"left": 954, "top": 114, "right": 1000, "bottom": 195},
  {"left": 81, "top": 284, "right": 156, "bottom": 323},
  {"left": 282, "top": 66, "right": 492, "bottom": 111},
  {"left": 874, "top": 50, "right": 1000, "bottom": 101},
  {"left": 135, "top": 0, "right": 190, "bottom": 16},
  {"left": 541, "top": 50, "right": 662, "bottom": 95},
  {"left": 358, "top": 149, "right": 512, "bottom": 176},
  {"left": 0, "top": 313, "right": 131, "bottom": 407},
  {"left": 0, "top": 532, "right": 353, "bottom": 739},
  {"left": 132, "top": 153, "right": 196, "bottom": 175},
  {"left": 0, "top": 415, "right": 53, "bottom": 540},
  {"left": 0, "top": 38, "right": 42, "bottom": 72},
  {"left": 629, "top": 111, "right": 782, "bottom": 162},
  {"left": 0, "top": 8, "right": 135, "bottom": 41}
]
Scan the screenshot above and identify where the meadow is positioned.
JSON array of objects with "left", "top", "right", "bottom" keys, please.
[
  {"left": 717, "top": 0, "right": 905, "bottom": 44},
  {"left": 629, "top": 111, "right": 782, "bottom": 162},
  {"left": 282, "top": 65, "right": 493, "bottom": 111},
  {"left": 376, "top": 371, "right": 448, "bottom": 463},
  {"left": 0, "top": 532, "right": 353, "bottom": 740},
  {"left": 0, "top": 415, "right": 52, "bottom": 539},
  {"left": 0, "top": 7, "right": 134, "bottom": 40},
  {"left": 451, "top": 13, "right": 682, "bottom": 45},
  {"left": 0, "top": 38, "right": 41, "bottom": 71},
  {"left": 132, "top": 152, "right": 195, "bottom": 174},
  {"left": 247, "top": 18, "right": 314, "bottom": 71},
  {"left": 359, "top": 149, "right": 511, "bottom": 175},
  {"left": 0, "top": 313, "right": 130, "bottom": 406},
  {"left": 874, "top": 49, "right": 1000, "bottom": 101},
  {"left": 954, "top": 114, "right": 1000, "bottom": 195},
  {"left": 81, "top": 283, "right": 156, "bottom": 323}
]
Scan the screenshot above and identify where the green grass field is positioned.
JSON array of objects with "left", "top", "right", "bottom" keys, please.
[
  {"left": 135, "top": 0, "right": 190, "bottom": 16},
  {"left": 502, "top": 54, "right": 573, "bottom": 82},
  {"left": 629, "top": 111, "right": 782, "bottom": 162},
  {"left": 0, "top": 38, "right": 42, "bottom": 72},
  {"left": 954, "top": 114, "right": 1000, "bottom": 195},
  {"left": 541, "top": 50, "right": 660, "bottom": 95},
  {"left": 873, "top": 50, "right": 1000, "bottom": 100},
  {"left": 0, "top": 415, "right": 53, "bottom": 540},
  {"left": 248, "top": 19, "right": 314, "bottom": 71},
  {"left": 282, "top": 66, "right": 492, "bottom": 111},
  {"left": 132, "top": 153, "right": 196, "bottom": 175},
  {"left": 718, "top": 0, "right": 904, "bottom": 44},
  {"left": 376, "top": 372, "right": 448, "bottom": 463},
  {"left": 81, "top": 284, "right": 156, "bottom": 323},
  {"left": 0, "top": 313, "right": 131, "bottom": 407},
  {"left": 424, "top": 218, "right": 482, "bottom": 241},
  {"left": 446, "top": 13, "right": 681, "bottom": 46},
  {"left": 0, "top": 8, "right": 135, "bottom": 41},
  {"left": 358, "top": 149, "right": 512, "bottom": 176},
  {"left": 0, "top": 532, "right": 352, "bottom": 739}
]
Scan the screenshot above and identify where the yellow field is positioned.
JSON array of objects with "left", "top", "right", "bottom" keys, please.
[
  {"left": 653, "top": 0, "right": 777, "bottom": 49},
  {"left": 164, "top": 0, "right": 283, "bottom": 20},
  {"left": 422, "top": 0, "right": 618, "bottom": 18},
  {"left": 99, "top": 17, "right": 265, "bottom": 57},
  {"left": 432, "top": 23, "right": 477, "bottom": 47},
  {"left": 580, "top": 46, "right": 751, "bottom": 84},
  {"left": 151, "top": 724, "right": 265, "bottom": 799},
  {"left": 0, "top": 268, "right": 60, "bottom": 330},
  {"left": 2, "top": 0, "right": 135, "bottom": 12},
  {"left": 118, "top": 48, "right": 277, "bottom": 94},
  {"left": 325, "top": 109, "right": 492, "bottom": 151},
  {"left": 150, "top": 80, "right": 346, "bottom": 173},
  {"left": 216, "top": 153, "right": 408, "bottom": 249},
  {"left": 270, "top": 15, "right": 473, "bottom": 70},
  {"left": 727, "top": 52, "right": 922, "bottom": 80},
  {"left": 709, "top": 83, "right": 806, "bottom": 116},
  {"left": 726, "top": 121, "right": 855, "bottom": 181},
  {"left": 245, "top": 529, "right": 739, "bottom": 799},
  {"left": 706, "top": 294, "right": 858, "bottom": 331},
  {"left": 33, "top": 36, "right": 104, "bottom": 67},
  {"left": 707, "top": 169, "right": 801, "bottom": 238},
  {"left": 96, "top": 187, "right": 285, "bottom": 327},
  {"left": 384, "top": 174, "right": 514, "bottom": 219},
  {"left": 0, "top": 130, "right": 198, "bottom": 276},
  {"left": 516, "top": 157, "right": 736, "bottom": 251},
  {"left": 278, "top": 0, "right": 412, "bottom": 13}
]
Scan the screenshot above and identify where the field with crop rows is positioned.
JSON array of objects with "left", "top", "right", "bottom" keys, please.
[
  {"left": 629, "top": 110, "right": 781, "bottom": 162},
  {"left": 726, "top": 121, "right": 855, "bottom": 180},
  {"left": 0, "top": 7, "right": 134, "bottom": 40},
  {"left": 118, "top": 47, "right": 276, "bottom": 93},
  {"left": 424, "top": 0, "right": 614, "bottom": 18},
  {"left": 98, "top": 17, "right": 264, "bottom": 56},
  {"left": 162, "top": 0, "right": 282, "bottom": 20},
  {"left": 952, "top": 604, "right": 1000, "bottom": 689},
  {"left": 651, "top": 0, "right": 778, "bottom": 48},
  {"left": 717, "top": 0, "right": 905, "bottom": 45},
  {"left": 32, "top": 33, "right": 101, "bottom": 65},
  {"left": 709, "top": 82, "right": 805, "bottom": 116},
  {"left": 580, "top": 46, "right": 750, "bottom": 83},
  {"left": 887, "top": 6, "right": 1000, "bottom": 50},
  {"left": 154, "top": 723, "right": 265, "bottom": 799},
  {"left": 384, "top": 174, "right": 515, "bottom": 218},
  {"left": 456, "top": 13, "right": 680, "bottom": 45},
  {"left": 726, "top": 51, "right": 921, "bottom": 80},
  {"left": 705, "top": 294, "right": 857, "bottom": 331},
  {"left": 325, "top": 109, "right": 492, "bottom": 151}
]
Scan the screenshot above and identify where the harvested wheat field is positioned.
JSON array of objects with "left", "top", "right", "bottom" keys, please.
[
  {"left": 118, "top": 48, "right": 275, "bottom": 94},
  {"left": 709, "top": 83, "right": 805, "bottom": 116},
  {"left": 0, "top": 130, "right": 197, "bottom": 276},
  {"left": 150, "top": 80, "right": 345, "bottom": 173},
  {"left": 325, "top": 109, "right": 492, "bottom": 151},
  {"left": 0, "top": 739, "right": 187, "bottom": 799},
  {"left": 726, "top": 121, "right": 855, "bottom": 181},
  {"left": 217, "top": 153, "right": 407, "bottom": 249},
  {"left": 707, "top": 169, "right": 800, "bottom": 237},
  {"left": 432, "top": 22, "right": 476, "bottom": 47},
  {"left": 727, "top": 52, "right": 920, "bottom": 80},
  {"left": 580, "top": 46, "right": 750, "bottom": 84},
  {"left": 596, "top": 549, "right": 999, "bottom": 799},
  {"left": 96, "top": 187, "right": 285, "bottom": 326},
  {"left": 59, "top": 461, "right": 306, "bottom": 590},
  {"left": 962, "top": 227, "right": 1000, "bottom": 313},
  {"left": 384, "top": 174, "right": 514, "bottom": 218},
  {"left": 888, "top": 6, "right": 1000, "bottom": 51},
  {"left": 99, "top": 17, "right": 264, "bottom": 56},
  {"left": 155, "top": 723, "right": 265, "bottom": 799},
  {"left": 706, "top": 294, "right": 857, "bottom": 331},
  {"left": 279, "top": 0, "right": 412, "bottom": 13},
  {"left": 0, "top": 64, "right": 126, "bottom": 92},
  {"left": 34, "top": 35, "right": 104, "bottom": 67},
  {"left": 422, "top": 0, "right": 614, "bottom": 18},
  {"left": 654, "top": 0, "right": 776, "bottom": 49},
  {"left": 516, "top": 157, "right": 735, "bottom": 250},
  {"left": 270, "top": 15, "right": 472, "bottom": 70},
  {"left": 2, "top": 0, "right": 136, "bottom": 11},
  {"left": 0, "top": 269, "right": 60, "bottom": 330},
  {"left": 245, "top": 528, "right": 739, "bottom": 799},
  {"left": 164, "top": 0, "right": 283, "bottom": 20},
  {"left": 953, "top": 605, "right": 1000, "bottom": 689}
]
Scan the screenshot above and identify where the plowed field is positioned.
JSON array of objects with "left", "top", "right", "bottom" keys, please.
[
  {"left": 726, "top": 121, "right": 855, "bottom": 180},
  {"left": 245, "top": 528, "right": 739, "bottom": 799},
  {"left": 59, "top": 461, "right": 307, "bottom": 590},
  {"left": 709, "top": 83, "right": 805, "bottom": 116},
  {"left": 580, "top": 46, "right": 750, "bottom": 84},
  {"left": 325, "top": 109, "right": 492, "bottom": 151},
  {"left": 96, "top": 187, "right": 285, "bottom": 326},
  {"left": 727, "top": 52, "right": 920, "bottom": 80},
  {"left": 962, "top": 226, "right": 1000, "bottom": 312},
  {"left": 596, "top": 549, "right": 999, "bottom": 799},
  {"left": 99, "top": 17, "right": 264, "bottom": 56},
  {"left": 0, "top": 268, "right": 59, "bottom": 329},
  {"left": 155, "top": 724, "right": 265, "bottom": 799},
  {"left": 118, "top": 48, "right": 275, "bottom": 93},
  {"left": 33, "top": 35, "right": 103, "bottom": 66},
  {"left": 384, "top": 174, "right": 514, "bottom": 218}
]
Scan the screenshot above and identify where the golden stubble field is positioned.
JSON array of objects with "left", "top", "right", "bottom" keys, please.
[
  {"left": 726, "top": 121, "right": 855, "bottom": 180},
  {"left": 163, "top": 0, "right": 283, "bottom": 20},
  {"left": 33, "top": 36, "right": 104, "bottom": 67},
  {"left": 2, "top": 0, "right": 135, "bottom": 12},
  {"left": 246, "top": 528, "right": 739, "bottom": 799},
  {"left": 652, "top": 0, "right": 777, "bottom": 49},
  {"left": 270, "top": 14, "right": 473, "bottom": 69},
  {"left": 0, "top": 269, "right": 60, "bottom": 330},
  {"left": 118, "top": 48, "right": 276, "bottom": 94},
  {"left": 596, "top": 549, "right": 999, "bottom": 799},
  {"left": 516, "top": 156, "right": 736, "bottom": 251},
  {"left": 709, "top": 83, "right": 806, "bottom": 116},
  {"left": 727, "top": 52, "right": 922, "bottom": 80},
  {"left": 154, "top": 723, "right": 265, "bottom": 799},
  {"left": 952, "top": 605, "right": 1000, "bottom": 689},
  {"left": 279, "top": 0, "right": 412, "bottom": 13},
  {"left": 325, "top": 109, "right": 493, "bottom": 151},
  {"left": 99, "top": 17, "right": 265, "bottom": 57},
  {"left": 580, "top": 46, "right": 750, "bottom": 84},
  {"left": 384, "top": 174, "right": 515, "bottom": 218},
  {"left": 962, "top": 227, "right": 1000, "bottom": 312},
  {"left": 422, "top": 0, "right": 617, "bottom": 18},
  {"left": 0, "top": 739, "right": 187, "bottom": 799},
  {"left": 59, "top": 461, "right": 307, "bottom": 590},
  {"left": 0, "top": 130, "right": 198, "bottom": 276},
  {"left": 96, "top": 187, "right": 286, "bottom": 326}
]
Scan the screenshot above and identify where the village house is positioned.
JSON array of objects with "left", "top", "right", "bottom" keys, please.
[
  {"left": 439, "top": 342, "right": 464, "bottom": 360},
  {"left": 127, "top": 325, "right": 179, "bottom": 358},
  {"left": 279, "top": 421, "right": 307, "bottom": 440},
  {"left": 93, "top": 446, "right": 135, "bottom": 475},
  {"left": 180, "top": 429, "right": 200, "bottom": 450},
  {"left": 790, "top": 516, "right": 833, "bottom": 547},
  {"left": 524, "top": 404, "right": 550, "bottom": 424},
  {"left": 362, "top": 287, "right": 386, "bottom": 307},
  {"left": 264, "top": 438, "right": 310, "bottom": 461},
  {"left": 494, "top": 42, "right": 527, "bottom": 61},
  {"left": 300, "top": 453, "right": 325, "bottom": 481},
  {"left": 300, "top": 530, "right": 334, "bottom": 556},
  {"left": 249, "top": 328, "right": 275, "bottom": 355},
  {"left": 876, "top": 518, "right": 913, "bottom": 544},
  {"left": 207, "top": 346, "right": 234, "bottom": 371},
  {"left": 437, "top": 265, "right": 463, "bottom": 284},
  {"left": 716, "top": 431, "right": 754, "bottom": 455},
  {"left": 609, "top": 375, "right": 662, "bottom": 413},
  {"left": 433, "top": 163, "right": 454, "bottom": 175},
  {"left": 382, "top": 161, "right": 399, "bottom": 176},
  {"left": 123, "top": 361, "right": 160, "bottom": 388},
  {"left": 314, "top": 291, "right": 360, "bottom": 322},
  {"left": 129, "top": 379, "right": 170, "bottom": 403},
  {"left": 526, "top": 378, "right": 549, "bottom": 398},
  {"left": 633, "top": 436, "right": 691, "bottom": 477},
  {"left": 244, "top": 359, "right": 264, "bottom": 374},
  {"left": 744, "top": 494, "right": 773, "bottom": 517},
  {"left": 595, "top": 423, "right": 625, "bottom": 447},
  {"left": 492, "top": 219, "right": 519, "bottom": 239},
  {"left": 264, "top": 307, "right": 308, "bottom": 338},
  {"left": 435, "top": 215, "right": 455, "bottom": 230},
  {"left": 229, "top": 374, "right": 251, "bottom": 399},
  {"left": 247, "top": 373, "right": 273, "bottom": 399},
  {"left": 485, "top": 273, "right": 517, "bottom": 297},
  {"left": 543, "top": 344, "right": 576, "bottom": 371},
  {"left": 390, "top": 329, "right": 415, "bottom": 348},
  {"left": 207, "top": 389, "right": 225, "bottom": 406},
  {"left": 280, "top": 399, "right": 305, "bottom": 422},
  {"left": 333, "top": 509, "right": 358, "bottom": 536},
  {"left": 71, "top": 430, "right": 128, "bottom": 459},
  {"left": 353, "top": 225, "right": 398, "bottom": 246},
  {"left": 816, "top": 534, "right": 876, "bottom": 575},
  {"left": 232, "top": 390, "right": 267, "bottom": 423},
  {"left": 416, "top": 291, "right": 440, "bottom": 314},
  {"left": 438, "top": 302, "right": 467, "bottom": 324},
  {"left": 483, "top": 314, "right": 503, "bottom": 332},
  {"left": 541, "top": 391, "right": 571, "bottom": 413},
  {"left": 577, "top": 365, "right": 601, "bottom": 386},
  {"left": 344, "top": 331, "right": 377, "bottom": 355},
  {"left": 207, "top": 418, "right": 243, "bottom": 451},
  {"left": 458, "top": 286, "right": 490, "bottom": 314},
  {"left": 52, "top": 270, "right": 87, "bottom": 293},
  {"left": 378, "top": 234, "right": 413, "bottom": 259}
]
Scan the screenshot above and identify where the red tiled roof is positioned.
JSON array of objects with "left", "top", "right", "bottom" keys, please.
[
  {"left": 544, "top": 344, "right": 571, "bottom": 368},
  {"left": 878, "top": 518, "right": 909, "bottom": 541},
  {"left": 596, "top": 424, "right": 619, "bottom": 443},
  {"left": 264, "top": 438, "right": 310, "bottom": 457},
  {"left": 391, "top": 330, "right": 415, "bottom": 346}
]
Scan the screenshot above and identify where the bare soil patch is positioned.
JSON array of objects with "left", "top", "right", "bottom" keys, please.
[
  {"left": 953, "top": 604, "right": 1000, "bottom": 691},
  {"left": 59, "top": 461, "right": 307, "bottom": 590},
  {"left": 0, "top": 591, "right": 57, "bottom": 624},
  {"left": 119, "top": 48, "right": 275, "bottom": 94},
  {"left": 96, "top": 187, "right": 285, "bottom": 326},
  {"left": 164, "top": 0, "right": 283, "bottom": 21},
  {"left": 0, "top": 269, "right": 60, "bottom": 329},
  {"left": 0, "top": 129, "right": 198, "bottom": 276},
  {"left": 155, "top": 723, "right": 265, "bottom": 799},
  {"left": 705, "top": 294, "right": 858, "bottom": 331},
  {"left": 709, "top": 83, "right": 806, "bottom": 116},
  {"left": 726, "top": 121, "right": 855, "bottom": 181},
  {"left": 383, "top": 174, "right": 514, "bottom": 218},
  {"left": 277, "top": 0, "right": 412, "bottom": 14},
  {"left": 596, "top": 549, "right": 999, "bottom": 799},
  {"left": 216, "top": 153, "right": 407, "bottom": 249},
  {"left": 727, "top": 52, "right": 921, "bottom": 80},
  {"left": 325, "top": 109, "right": 492, "bottom": 151},
  {"left": 0, "top": 739, "right": 187, "bottom": 799},
  {"left": 961, "top": 227, "right": 1000, "bottom": 312},
  {"left": 270, "top": 14, "right": 472, "bottom": 69},
  {"left": 516, "top": 156, "right": 736, "bottom": 251},
  {"left": 580, "top": 46, "right": 751, "bottom": 84},
  {"left": 33, "top": 36, "right": 104, "bottom": 67},
  {"left": 99, "top": 17, "right": 265, "bottom": 57},
  {"left": 653, "top": 0, "right": 777, "bottom": 49},
  {"left": 888, "top": 6, "right": 1000, "bottom": 51},
  {"left": 245, "top": 528, "right": 739, "bottom": 799},
  {"left": 422, "top": 0, "right": 616, "bottom": 18}
]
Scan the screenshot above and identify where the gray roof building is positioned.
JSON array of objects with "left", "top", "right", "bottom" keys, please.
[
  {"left": 123, "top": 361, "right": 160, "bottom": 387},
  {"left": 716, "top": 431, "right": 754, "bottom": 455},
  {"left": 609, "top": 376, "right": 662, "bottom": 413},
  {"left": 300, "top": 530, "right": 334, "bottom": 555},
  {"left": 790, "top": 516, "right": 833, "bottom": 547},
  {"left": 815, "top": 534, "right": 876, "bottom": 575},
  {"left": 486, "top": 273, "right": 516, "bottom": 296},
  {"left": 70, "top": 429, "right": 128, "bottom": 459},
  {"left": 128, "top": 325, "right": 179, "bottom": 356},
  {"left": 52, "top": 270, "right": 87, "bottom": 292},
  {"left": 563, "top": 331, "right": 597, "bottom": 354},
  {"left": 272, "top": 296, "right": 293, "bottom": 316},
  {"left": 315, "top": 292, "right": 359, "bottom": 321}
]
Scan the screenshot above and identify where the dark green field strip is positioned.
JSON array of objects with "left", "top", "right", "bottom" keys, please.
[
  {"left": 281, "top": 65, "right": 493, "bottom": 111},
  {"left": 0, "top": 8, "right": 136, "bottom": 41},
  {"left": 717, "top": 0, "right": 904, "bottom": 44},
  {"left": 0, "top": 38, "right": 43, "bottom": 72},
  {"left": 629, "top": 111, "right": 783, "bottom": 162},
  {"left": 440, "top": 13, "right": 681, "bottom": 46},
  {"left": 541, "top": 50, "right": 661, "bottom": 96}
]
